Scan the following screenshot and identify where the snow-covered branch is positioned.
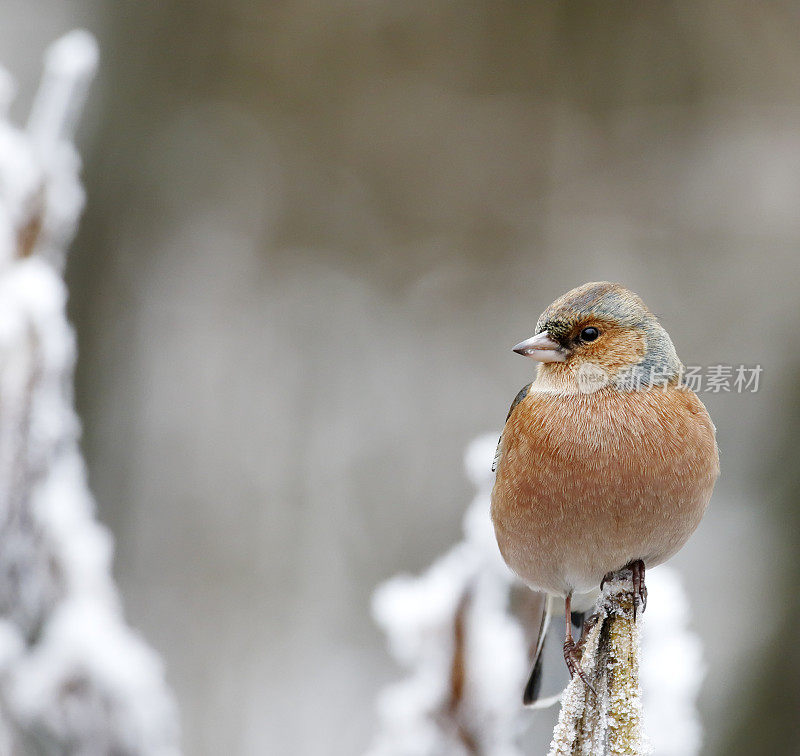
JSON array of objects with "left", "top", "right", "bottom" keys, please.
[
  {"left": 549, "top": 555, "right": 706, "bottom": 756},
  {"left": 0, "top": 31, "right": 179, "bottom": 754}
]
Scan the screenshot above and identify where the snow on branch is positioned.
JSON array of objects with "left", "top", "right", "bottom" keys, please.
[
  {"left": 0, "top": 31, "right": 179, "bottom": 753},
  {"left": 367, "top": 435, "right": 531, "bottom": 756}
]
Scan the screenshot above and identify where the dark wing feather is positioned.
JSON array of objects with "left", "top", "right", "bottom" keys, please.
[{"left": 492, "top": 382, "right": 532, "bottom": 472}]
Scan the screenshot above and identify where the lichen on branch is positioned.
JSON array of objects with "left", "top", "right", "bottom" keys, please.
[{"left": 549, "top": 574, "right": 650, "bottom": 756}]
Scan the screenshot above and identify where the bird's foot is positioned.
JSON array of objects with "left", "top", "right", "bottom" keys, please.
[
  {"left": 602, "top": 559, "right": 647, "bottom": 620},
  {"left": 563, "top": 637, "right": 596, "bottom": 694}
]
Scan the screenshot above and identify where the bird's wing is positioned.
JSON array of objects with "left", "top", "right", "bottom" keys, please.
[{"left": 492, "top": 382, "right": 532, "bottom": 472}]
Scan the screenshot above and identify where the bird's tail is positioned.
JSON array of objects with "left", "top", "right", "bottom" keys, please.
[
  {"left": 522, "top": 593, "right": 552, "bottom": 706},
  {"left": 522, "top": 597, "right": 588, "bottom": 708}
]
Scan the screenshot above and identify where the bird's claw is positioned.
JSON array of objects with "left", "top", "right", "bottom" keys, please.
[
  {"left": 563, "top": 637, "right": 596, "bottom": 695},
  {"left": 629, "top": 559, "right": 647, "bottom": 620},
  {"left": 602, "top": 559, "right": 647, "bottom": 620}
]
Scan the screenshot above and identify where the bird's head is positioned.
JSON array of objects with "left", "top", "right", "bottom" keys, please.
[{"left": 513, "top": 282, "right": 682, "bottom": 392}]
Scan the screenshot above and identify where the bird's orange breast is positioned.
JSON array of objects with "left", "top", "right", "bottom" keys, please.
[{"left": 490, "top": 386, "right": 719, "bottom": 595}]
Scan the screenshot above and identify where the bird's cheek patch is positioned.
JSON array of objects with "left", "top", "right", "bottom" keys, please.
[{"left": 583, "top": 328, "right": 647, "bottom": 374}]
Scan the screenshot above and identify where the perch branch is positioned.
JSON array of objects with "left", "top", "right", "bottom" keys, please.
[{"left": 549, "top": 572, "right": 650, "bottom": 756}]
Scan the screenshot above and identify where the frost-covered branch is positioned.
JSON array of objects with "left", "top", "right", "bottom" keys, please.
[
  {"left": 549, "top": 563, "right": 706, "bottom": 756},
  {"left": 549, "top": 576, "right": 648, "bottom": 756},
  {"left": 0, "top": 31, "right": 179, "bottom": 754}
]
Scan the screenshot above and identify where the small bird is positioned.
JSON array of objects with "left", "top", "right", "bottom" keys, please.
[{"left": 490, "top": 282, "right": 719, "bottom": 703}]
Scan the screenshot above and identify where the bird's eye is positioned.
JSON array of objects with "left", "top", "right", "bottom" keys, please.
[{"left": 579, "top": 327, "right": 600, "bottom": 342}]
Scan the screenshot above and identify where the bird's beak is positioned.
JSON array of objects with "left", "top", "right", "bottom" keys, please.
[{"left": 512, "top": 332, "right": 567, "bottom": 362}]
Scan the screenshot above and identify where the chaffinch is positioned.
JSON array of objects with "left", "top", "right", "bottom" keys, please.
[{"left": 490, "top": 282, "right": 719, "bottom": 702}]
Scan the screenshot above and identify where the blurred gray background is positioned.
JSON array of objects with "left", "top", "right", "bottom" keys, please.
[{"left": 3, "top": 2, "right": 799, "bottom": 754}]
